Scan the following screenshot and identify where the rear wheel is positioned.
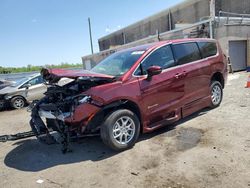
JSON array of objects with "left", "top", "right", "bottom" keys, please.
[
  {"left": 11, "top": 96, "right": 26, "bottom": 109},
  {"left": 210, "top": 81, "right": 223, "bottom": 108},
  {"left": 101, "top": 109, "right": 140, "bottom": 151}
]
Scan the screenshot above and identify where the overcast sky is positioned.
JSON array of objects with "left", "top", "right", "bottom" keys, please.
[{"left": 0, "top": 0, "right": 183, "bottom": 67}]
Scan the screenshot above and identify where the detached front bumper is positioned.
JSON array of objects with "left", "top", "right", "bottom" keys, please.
[
  {"left": 30, "top": 100, "right": 101, "bottom": 134},
  {"left": 38, "top": 109, "right": 70, "bottom": 122},
  {"left": 38, "top": 102, "right": 100, "bottom": 123},
  {"left": 29, "top": 100, "right": 101, "bottom": 153},
  {"left": 30, "top": 102, "right": 67, "bottom": 134},
  {"left": 29, "top": 101, "right": 73, "bottom": 152}
]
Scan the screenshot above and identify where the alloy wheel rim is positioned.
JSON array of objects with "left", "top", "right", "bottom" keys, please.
[
  {"left": 211, "top": 85, "right": 222, "bottom": 105},
  {"left": 14, "top": 99, "right": 24, "bottom": 108},
  {"left": 112, "top": 116, "right": 135, "bottom": 145}
]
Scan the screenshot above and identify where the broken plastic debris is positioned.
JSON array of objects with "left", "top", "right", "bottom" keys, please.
[
  {"left": 36, "top": 179, "right": 44, "bottom": 184},
  {"left": 131, "top": 172, "right": 139, "bottom": 176}
]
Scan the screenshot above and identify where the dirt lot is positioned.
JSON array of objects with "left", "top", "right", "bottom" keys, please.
[{"left": 0, "top": 71, "right": 249, "bottom": 188}]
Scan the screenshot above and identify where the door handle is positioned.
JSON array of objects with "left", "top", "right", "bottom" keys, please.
[
  {"left": 175, "top": 73, "right": 182, "bottom": 79},
  {"left": 175, "top": 72, "right": 187, "bottom": 79}
]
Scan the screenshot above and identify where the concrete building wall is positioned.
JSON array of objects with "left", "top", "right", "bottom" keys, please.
[
  {"left": 171, "top": 0, "right": 209, "bottom": 24},
  {"left": 98, "top": 0, "right": 210, "bottom": 51},
  {"left": 98, "top": 0, "right": 250, "bottom": 51},
  {"left": 215, "top": 0, "right": 250, "bottom": 15},
  {"left": 216, "top": 25, "right": 250, "bottom": 67}
]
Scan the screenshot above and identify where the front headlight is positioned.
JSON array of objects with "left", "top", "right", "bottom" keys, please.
[
  {"left": 78, "top": 95, "right": 91, "bottom": 104},
  {"left": 75, "top": 95, "right": 103, "bottom": 107},
  {"left": 4, "top": 95, "right": 12, "bottom": 100}
]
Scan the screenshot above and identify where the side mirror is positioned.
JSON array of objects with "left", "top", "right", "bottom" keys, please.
[
  {"left": 23, "top": 83, "right": 31, "bottom": 89},
  {"left": 147, "top": 66, "right": 162, "bottom": 80}
]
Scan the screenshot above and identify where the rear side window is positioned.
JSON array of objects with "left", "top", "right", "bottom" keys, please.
[
  {"left": 172, "top": 43, "right": 201, "bottom": 65},
  {"left": 198, "top": 42, "right": 217, "bottom": 58}
]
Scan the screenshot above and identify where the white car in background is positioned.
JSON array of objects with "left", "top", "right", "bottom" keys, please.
[
  {"left": 0, "top": 73, "right": 73, "bottom": 110},
  {"left": 0, "top": 74, "right": 47, "bottom": 109}
]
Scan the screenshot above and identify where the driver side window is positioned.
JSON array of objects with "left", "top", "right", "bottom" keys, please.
[
  {"left": 135, "top": 45, "right": 176, "bottom": 75},
  {"left": 27, "top": 76, "right": 43, "bottom": 86}
]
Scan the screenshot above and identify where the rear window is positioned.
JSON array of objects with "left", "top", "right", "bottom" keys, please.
[
  {"left": 198, "top": 42, "right": 217, "bottom": 58},
  {"left": 172, "top": 43, "right": 201, "bottom": 65}
]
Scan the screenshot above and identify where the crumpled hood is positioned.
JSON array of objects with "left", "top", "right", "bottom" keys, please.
[
  {"left": 0, "top": 84, "right": 11, "bottom": 90},
  {"left": 41, "top": 68, "right": 115, "bottom": 84}
]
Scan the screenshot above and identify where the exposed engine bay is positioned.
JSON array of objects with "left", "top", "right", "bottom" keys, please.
[{"left": 29, "top": 68, "right": 115, "bottom": 153}]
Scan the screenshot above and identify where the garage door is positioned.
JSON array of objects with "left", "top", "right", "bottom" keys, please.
[{"left": 229, "top": 41, "right": 247, "bottom": 71}]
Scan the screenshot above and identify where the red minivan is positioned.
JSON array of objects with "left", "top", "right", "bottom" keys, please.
[{"left": 31, "top": 38, "right": 228, "bottom": 152}]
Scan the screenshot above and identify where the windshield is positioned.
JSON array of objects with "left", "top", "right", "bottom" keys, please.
[
  {"left": 91, "top": 50, "right": 145, "bottom": 76},
  {"left": 11, "top": 77, "right": 29, "bottom": 87}
]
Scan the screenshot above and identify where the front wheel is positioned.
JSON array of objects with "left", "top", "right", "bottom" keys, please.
[
  {"left": 101, "top": 109, "right": 140, "bottom": 151},
  {"left": 11, "top": 96, "right": 26, "bottom": 109},
  {"left": 210, "top": 81, "right": 223, "bottom": 108}
]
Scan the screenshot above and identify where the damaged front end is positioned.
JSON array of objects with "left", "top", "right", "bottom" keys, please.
[{"left": 29, "top": 68, "right": 115, "bottom": 153}]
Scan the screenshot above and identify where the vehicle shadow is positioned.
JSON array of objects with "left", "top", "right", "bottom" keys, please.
[
  {"left": 4, "top": 107, "right": 212, "bottom": 172},
  {"left": 4, "top": 137, "right": 118, "bottom": 172},
  {"left": 0, "top": 107, "right": 12, "bottom": 112}
]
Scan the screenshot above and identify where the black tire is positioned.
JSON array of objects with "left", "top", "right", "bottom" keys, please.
[
  {"left": 11, "top": 96, "right": 26, "bottom": 109},
  {"left": 0, "top": 100, "right": 5, "bottom": 110},
  {"left": 210, "top": 81, "right": 223, "bottom": 108},
  {"left": 101, "top": 109, "right": 140, "bottom": 151}
]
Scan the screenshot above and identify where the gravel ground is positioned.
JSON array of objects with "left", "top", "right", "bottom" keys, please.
[{"left": 0, "top": 71, "right": 249, "bottom": 188}]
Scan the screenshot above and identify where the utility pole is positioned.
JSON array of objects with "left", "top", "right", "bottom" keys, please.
[
  {"left": 209, "top": 0, "right": 215, "bottom": 39},
  {"left": 168, "top": 10, "right": 172, "bottom": 31},
  {"left": 88, "top": 17, "right": 94, "bottom": 54}
]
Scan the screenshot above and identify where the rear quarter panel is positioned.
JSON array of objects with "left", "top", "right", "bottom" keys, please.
[{"left": 210, "top": 42, "right": 228, "bottom": 84}]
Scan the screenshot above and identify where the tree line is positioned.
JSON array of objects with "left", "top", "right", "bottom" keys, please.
[{"left": 0, "top": 62, "right": 83, "bottom": 74}]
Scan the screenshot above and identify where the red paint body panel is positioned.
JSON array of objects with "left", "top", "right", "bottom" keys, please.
[
  {"left": 138, "top": 66, "right": 185, "bottom": 130},
  {"left": 53, "top": 38, "right": 228, "bottom": 134},
  {"left": 66, "top": 103, "right": 101, "bottom": 123}
]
